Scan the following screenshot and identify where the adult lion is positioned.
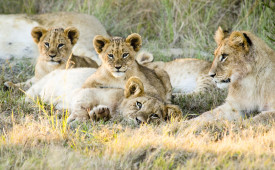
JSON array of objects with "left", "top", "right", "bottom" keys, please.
[
  {"left": 136, "top": 51, "right": 217, "bottom": 94},
  {"left": 193, "top": 27, "right": 275, "bottom": 123},
  {"left": 5, "top": 27, "right": 98, "bottom": 90}
]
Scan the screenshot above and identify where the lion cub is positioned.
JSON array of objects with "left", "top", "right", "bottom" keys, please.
[
  {"left": 82, "top": 33, "right": 172, "bottom": 103},
  {"left": 5, "top": 26, "right": 98, "bottom": 90},
  {"left": 68, "top": 76, "right": 182, "bottom": 124},
  {"left": 193, "top": 27, "right": 275, "bottom": 123}
]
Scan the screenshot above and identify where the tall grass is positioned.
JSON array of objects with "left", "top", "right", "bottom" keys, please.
[
  {"left": 0, "top": 0, "right": 275, "bottom": 169},
  {"left": 0, "top": 0, "right": 274, "bottom": 60}
]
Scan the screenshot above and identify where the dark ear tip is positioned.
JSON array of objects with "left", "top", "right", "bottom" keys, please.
[{"left": 243, "top": 33, "right": 252, "bottom": 46}]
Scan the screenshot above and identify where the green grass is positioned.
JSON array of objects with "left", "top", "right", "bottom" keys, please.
[{"left": 0, "top": 0, "right": 275, "bottom": 169}]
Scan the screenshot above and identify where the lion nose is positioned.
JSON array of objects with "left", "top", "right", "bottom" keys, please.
[
  {"left": 115, "top": 66, "right": 122, "bottom": 70},
  {"left": 209, "top": 72, "right": 216, "bottom": 78},
  {"left": 49, "top": 54, "right": 56, "bottom": 58}
]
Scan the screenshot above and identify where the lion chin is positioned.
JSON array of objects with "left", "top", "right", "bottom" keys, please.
[
  {"left": 112, "top": 71, "right": 126, "bottom": 77},
  {"left": 48, "top": 60, "right": 61, "bottom": 66}
]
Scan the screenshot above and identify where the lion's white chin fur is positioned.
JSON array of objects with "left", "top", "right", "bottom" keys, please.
[
  {"left": 112, "top": 72, "right": 126, "bottom": 78},
  {"left": 48, "top": 61, "right": 61, "bottom": 66}
]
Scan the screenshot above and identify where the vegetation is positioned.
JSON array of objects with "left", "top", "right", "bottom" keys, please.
[{"left": 0, "top": 0, "right": 274, "bottom": 169}]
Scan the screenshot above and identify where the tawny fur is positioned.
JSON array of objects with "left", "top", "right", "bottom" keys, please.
[
  {"left": 193, "top": 27, "right": 275, "bottom": 124},
  {"left": 25, "top": 70, "right": 181, "bottom": 124},
  {"left": 0, "top": 12, "right": 108, "bottom": 63},
  {"left": 82, "top": 34, "right": 172, "bottom": 103},
  {"left": 136, "top": 51, "right": 217, "bottom": 94},
  {"left": 68, "top": 77, "right": 182, "bottom": 124},
  {"left": 5, "top": 27, "right": 98, "bottom": 90}
]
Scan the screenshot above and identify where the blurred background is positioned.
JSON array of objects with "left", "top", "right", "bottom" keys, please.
[{"left": 0, "top": 0, "right": 274, "bottom": 61}]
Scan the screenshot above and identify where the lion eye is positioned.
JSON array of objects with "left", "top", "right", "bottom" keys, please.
[
  {"left": 58, "top": 43, "right": 64, "bottom": 49},
  {"left": 220, "top": 54, "right": 228, "bottom": 62},
  {"left": 108, "top": 54, "right": 114, "bottom": 59},
  {"left": 150, "top": 114, "right": 159, "bottom": 119},
  {"left": 136, "top": 101, "right": 142, "bottom": 109},
  {"left": 44, "top": 42, "right": 49, "bottom": 48},
  {"left": 122, "top": 53, "right": 129, "bottom": 58}
]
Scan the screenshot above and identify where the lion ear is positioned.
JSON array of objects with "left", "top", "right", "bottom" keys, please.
[
  {"left": 64, "top": 27, "right": 79, "bottom": 46},
  {"left": 31, "top": 26, "right": 48, "bottom": 44},
  {"left": 165, "top": 104, "right": 183, "bottom": 121},
  {"left": 214, "top": 26, "right": 225, "bottom": 45},
  {"left": 229, "top": 32, "right": 252, "bottom": 52},
  {"left": 126, "top": 33, "right": 142, "bottom": 52},
  {"left": 93, "top": 35, "right": 110, "bottom": 54},
  {"left": 124, "top": 77, "right": 144, "bottom": 98},
  {"left": 136, "top": 51, "right": 154, "bottom": 64}
]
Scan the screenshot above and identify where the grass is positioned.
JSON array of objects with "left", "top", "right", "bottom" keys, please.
[{"left": 0, "top": 0, "right": 275, "bottom": 169}]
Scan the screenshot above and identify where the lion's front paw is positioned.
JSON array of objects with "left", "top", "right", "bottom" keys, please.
[{"left": 89, "top": 105, "right": 111, "bottom": 121}]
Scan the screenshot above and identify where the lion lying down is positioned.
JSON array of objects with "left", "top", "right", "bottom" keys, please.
[
  {"left": 136, "top": 52, "right": 218, "bottom": 94},
  {"left": 193, "top": 27, "right": 275, "bottom": 123},
  {"left": 25, "top": 68, "right": 182, "bottom": 125}
]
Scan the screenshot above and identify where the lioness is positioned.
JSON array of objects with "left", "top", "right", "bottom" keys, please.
[
  {"left": 5, "top": 27, "right": 98, "bottom": 90},
  {"left": 82, "top": 33, "right": 172, "bottom": 103},
  {"left": 193, "top": 27, "right": 275, "bottom": 123},
  {"left": 136, "top": 51, "right": 217, "bottom": 94}
]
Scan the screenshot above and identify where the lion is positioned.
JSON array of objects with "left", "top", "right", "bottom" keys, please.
[
  {"left": 0, "top": 12, "right": 108, "bottom": 64},
  {"left": 136, "top": 51, "right": 217, "bottom": 94},
  {"left": 5, "top": 26, "right": 98, "bottom": 90},
  {"left": 192, "top": 27, "right": 275, "bottom": 123},
  {"left": 68, "top": 76, "right": 182, "bottom": 124},
  {"left": 24, "top": 69, "right": 182, "bottom": 124},
  {"left": 81, "top": 33, "right": 172, "bottom": 103}
]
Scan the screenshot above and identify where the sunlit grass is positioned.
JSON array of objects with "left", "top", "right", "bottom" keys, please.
[{"left": 0, "top": 0, "right": 275, "bottom": 169}]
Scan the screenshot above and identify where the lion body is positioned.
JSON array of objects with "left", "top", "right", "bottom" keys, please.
[
  {"left": 194, "top": 28, "right": 275, "bottom": 123},
  {"left": 25, "top": 68, "right": 182, "bottom": 124},
  {"left": 136, "top": 52, "right": 217, "bottom": 94},
  {"left": 5, "top": 26, "right": 98, "bottom": 90},
  {"left": 82, "top": 34, "right": 172, "bottom": 103}
]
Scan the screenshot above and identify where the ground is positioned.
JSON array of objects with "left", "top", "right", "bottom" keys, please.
[{"left": 0, "top": 0, "right": 274, "bottom": 169}]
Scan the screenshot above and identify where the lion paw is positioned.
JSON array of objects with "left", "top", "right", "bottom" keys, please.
[{"left": 89, "top": 105, "right": 111, "bottom": 121}]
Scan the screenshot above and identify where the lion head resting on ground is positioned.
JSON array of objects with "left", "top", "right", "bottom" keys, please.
[
  {"left": 82, "top": 33, "right": 172, "bottom": 103},
  {"left": 193, "top": 27, "right": 275, "bottom": 124},
  {"left": 68, "top": 76, "right": 182, "bottom": 125}
]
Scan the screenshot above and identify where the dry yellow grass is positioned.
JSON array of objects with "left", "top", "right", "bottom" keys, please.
[{"left": 0, "top": 0, "right": 275, "bottom": 169}]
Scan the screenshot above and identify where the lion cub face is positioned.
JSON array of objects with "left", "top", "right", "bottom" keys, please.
[
  {"left": 120, "top": 77, "right": 182, "bottom": 125},
  {"left": 209, "top": 27, "right": 253, "bottom": 87},
  {"left": 93, "top": 34, "right": 142, "bottom": 77},
  {"left": 31, "top": 26, "right": 79, "bottom": 65}
]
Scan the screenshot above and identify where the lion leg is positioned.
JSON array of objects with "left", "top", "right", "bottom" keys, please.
[
  {"left": 192, "top": 102, "right": 242, "bottom": 122},
  {"left": 68, "top": 89, "right": 98, "bottom": 124},
  {"left": 89, "top": 105, "right": 111, "bottom": 121},
  {"left": 247, "top": 111, "right": 275, "bottom": 124},
  {"left": 4, "top": 77, "right": 36, "bottom": 91}
]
